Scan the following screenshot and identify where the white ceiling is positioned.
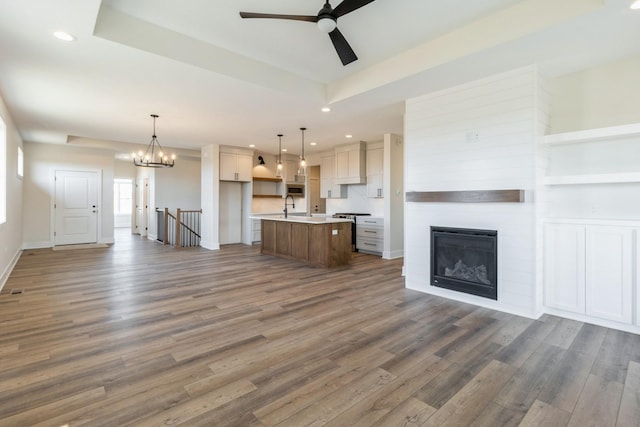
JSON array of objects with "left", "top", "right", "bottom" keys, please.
[{"left": 0, "top": 0, "right": 639, "bottom": 158}]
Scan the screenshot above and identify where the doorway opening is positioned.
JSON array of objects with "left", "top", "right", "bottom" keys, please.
[{"left": 114, "top": 179, "right": 133, "bottom": 229}]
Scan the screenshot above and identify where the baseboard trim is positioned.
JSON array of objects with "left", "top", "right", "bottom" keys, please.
[
  {"left": 383, "top": 250, "right": 404, "bottom": 260},
  {"left": 22, "top": 241, "right": 53, "bottom": 250},
  {"left": 0, "top": 249, "right": 23, "bottom": 292}
]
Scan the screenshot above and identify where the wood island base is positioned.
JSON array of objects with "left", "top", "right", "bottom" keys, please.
[{"left": 261, "top": 219, "right": 352, "bottom": 268}]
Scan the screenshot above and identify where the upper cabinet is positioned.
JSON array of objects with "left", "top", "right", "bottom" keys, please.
[
  {"left": 335, "top": 142, "right": 366, "bottom": 185},
  {"left": 282, "top": 157, "right": 300, "bottom": 183},
  {"left": 366, "top": 142, "right": 383, "bottom": 198},
  {"left": 320, "top": 152, "right": 346, "bottom": 199},
  {"left": 220, "top": 148, "right": 253, "bottom": 182}
]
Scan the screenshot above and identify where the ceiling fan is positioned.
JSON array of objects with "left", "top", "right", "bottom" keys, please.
[{"left": 239, "top": 0, "right": 375, "bottom": 66}]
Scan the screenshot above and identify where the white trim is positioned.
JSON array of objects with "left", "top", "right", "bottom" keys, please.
[
  {"left": 406, "top": 282, "right": 538, "bottom": 320},
  {"left": 544, "top": 172, "right": 640, "bottom": 186},
  {"left": 543, "top": 122, "right": 640, "bottom": 145},
  {"left": 544, "top": 306, "right": 640, "bottom": 335},
  {"left": 543, "top": 218, "right": 640, "bottom": 227},
  {"left": 383, "top": 250, "right": 404, "bottom": 259},
  {"left": 0, "top": 249, "right": 22, "bottom": 292},
  {"left": 22, "top": 241, "right": 53, "bottom": 250}
]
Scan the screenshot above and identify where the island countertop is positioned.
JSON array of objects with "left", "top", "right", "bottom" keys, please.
[{"left": 250, "top": 215, "right": 352, "bottom": 225}]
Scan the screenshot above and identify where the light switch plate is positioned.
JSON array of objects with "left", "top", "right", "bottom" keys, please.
[{"left": 332, "top": 230, "right": 338, "bottom": 235}]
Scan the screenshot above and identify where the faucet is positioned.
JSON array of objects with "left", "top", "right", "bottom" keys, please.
[{"left": 283, "top": 195, "right": 295, "bottom": 218}]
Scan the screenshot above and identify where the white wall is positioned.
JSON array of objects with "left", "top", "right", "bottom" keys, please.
[
  {"left": 404, "top": 66, "right": 547, "bottom": 318},
  {"left": 549, "top": 54, "right": 640, "bottom": 133},
  {"left": 22, "top": 142, "right": 115, "bottom": 248},
  {"left": 0, "top": 94, "right": 24, "bottom": 290},
  {"left": 155, "top": 156, "right": 201, "bottom": 211}
]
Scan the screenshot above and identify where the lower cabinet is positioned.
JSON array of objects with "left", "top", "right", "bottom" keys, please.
[
  {"left": 544, "top": 222, "right": 633, "bottom": 324},
  {"left": 252, "top": 219, "right": 261, "bottom": 243},
  {"left": 356, "top": 216, "right": 383, "bottom": 255}
]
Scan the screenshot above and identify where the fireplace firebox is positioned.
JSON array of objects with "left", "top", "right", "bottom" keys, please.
[{"left": 431, "top": 226, "right": 497, "bottom": 300}]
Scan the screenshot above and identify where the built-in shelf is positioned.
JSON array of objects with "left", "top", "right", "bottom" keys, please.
[
  {"left": 252, "top": 177, "right": 282, "bottom": 182},
  {"left": 543, "top": 123, "right": 640, "bottom": 146},
  {"left": 252, "top": 176, "right": 283, "bottom": 198},
  {"left": 543, "top": 172, "right": 640, "bottom": 186}
]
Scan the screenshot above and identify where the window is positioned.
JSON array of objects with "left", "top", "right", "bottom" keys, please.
[
  {"left": 17, "top": 146, "right": 23, "bottom": 178},
  {"left": 0, "top": 116, "right": 6, "bottom": 224},
  {"left": 113, "top": 179, "right": 133, "bottom": 215}
]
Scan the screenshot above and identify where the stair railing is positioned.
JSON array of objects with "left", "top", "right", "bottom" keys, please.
[{"left": 156, "top": 208, "right": 201, "bottom": 247}]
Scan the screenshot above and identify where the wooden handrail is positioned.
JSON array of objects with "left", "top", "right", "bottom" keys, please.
[{"left": 157, "top": 207, "right": 201, "bottom": 247}]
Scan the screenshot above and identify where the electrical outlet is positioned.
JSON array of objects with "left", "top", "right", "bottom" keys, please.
[{"left": 332, "top": 230, "right": 338, "bottom": 235}]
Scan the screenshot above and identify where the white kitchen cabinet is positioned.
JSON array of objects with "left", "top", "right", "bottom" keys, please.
[
  {"left": 356, "top": 216, "right": 383, "bottom": 255},
  {"left": 335, "top": 142, "right": 366, "bottom": 185},
  {"left": 282, "top": 157, "right": 300, "bottom": 183},
  {"left": 252, "top": 219, "right": 261, "bottom": 243},
  {"left": 220, "top": 151, "right": 252, "bottom": 182},
  {"left": 585, "top": 226, "right": 632, "bottom": 323},
  {"left": 544, "top": 222, "right": 634, "bottom": 324},
  {"left": 320, "top": 153, "right": 346, "bottom": 199},
  {"left": 366, "top": 144, "right": 383, "bottom": 198},
  {"left": 544, "top": 223, "right": 585, "bottom": 314}
]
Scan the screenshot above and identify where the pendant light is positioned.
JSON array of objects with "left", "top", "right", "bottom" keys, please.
[
  {"left": 275, "top": 134, "right": 283, "bottom": 178},
  {"left": 297, "top": 127, "right": 307, "bottom": 177},
  {"left": 133, "top": 114, "right": 175, "bottom": 168}
]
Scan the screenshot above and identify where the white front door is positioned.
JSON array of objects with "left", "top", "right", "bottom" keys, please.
[
  {"left": 54, "top": 170, "right": 99, "bottom": 245},
  {"left": 219, "top": 181, "right": 242, "bottom": 244}
]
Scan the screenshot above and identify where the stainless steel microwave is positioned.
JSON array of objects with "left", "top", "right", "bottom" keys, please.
[{"left": 286, "top": 183, "right": 305, "bottom": 198}]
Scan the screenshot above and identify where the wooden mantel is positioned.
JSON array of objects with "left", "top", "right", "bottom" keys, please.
[{"left": 406, "top": 189, "right": 525, "bottom": 203}]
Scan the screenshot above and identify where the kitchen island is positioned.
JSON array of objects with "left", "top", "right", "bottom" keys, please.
[{"left": 256, "top": 216, "right": 352, "bottom": 268}]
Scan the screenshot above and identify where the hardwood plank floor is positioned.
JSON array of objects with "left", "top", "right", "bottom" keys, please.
[{"left": 1, "top": 228, "right": 639, "bottom": 426}]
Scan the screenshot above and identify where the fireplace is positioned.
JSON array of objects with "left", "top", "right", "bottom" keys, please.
[{"left": 431, "top": 226, "right": 497, "bottom": 300}]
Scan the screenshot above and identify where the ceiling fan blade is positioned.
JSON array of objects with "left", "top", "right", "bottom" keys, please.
[
  {"left": 332, "top": 0, "right": 375, "bottom": 18},
  {"left": 328, "top": 28, "right": 357, "bottom": 66},
  {"left": 239, "top": 12, "right": 318, "bottom": 22}
]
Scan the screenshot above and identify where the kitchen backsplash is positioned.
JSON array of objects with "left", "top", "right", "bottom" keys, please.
[{"left": 326, "top": 185, "right": 384, "bottom": 216}]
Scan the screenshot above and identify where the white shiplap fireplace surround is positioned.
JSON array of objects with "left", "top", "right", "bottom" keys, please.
[{"left": 404, "top": 66, "right": 547, "bottom": 320}]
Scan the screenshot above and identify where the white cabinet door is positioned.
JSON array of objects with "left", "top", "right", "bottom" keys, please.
[
  {"left": 320, "top": 154, "right": 345, "bottom": 199},
  {"left": 366, "top": 148, "right": 383, "bottom": 198},
  {"left": 283, "top": 159, "right": 299, "bottom": 183},
  {"left": 236, "top": 154, "right": 253, "bottom": 182},
  {"left": 220, "top": 152, "right": 238, "bottom": 181},
  {"left": 585, "top": 226, "right": 633, "bottom": 323},
  {"left": 544, "top": 223, "right": 586, "bottom": 314},
  {"left": 220, "top": 152, "right": 253, "bottom": 182}
]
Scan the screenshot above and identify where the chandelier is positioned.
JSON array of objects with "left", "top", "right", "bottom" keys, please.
[{"left": 133, "top": 114, "right": 175, "bottom": 168}]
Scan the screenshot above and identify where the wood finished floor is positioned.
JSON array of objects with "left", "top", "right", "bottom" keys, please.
[{"left": 1, "top": 230, "right": 640, "bottom": 426}]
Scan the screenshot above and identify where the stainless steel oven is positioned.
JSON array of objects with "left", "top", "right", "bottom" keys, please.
[{"left": 332, "top": 213, "right": 371, "bottom": 252}]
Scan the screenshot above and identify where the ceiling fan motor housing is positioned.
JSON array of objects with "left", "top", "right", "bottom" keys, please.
[{"left": 317, "top": 2, "right": 337, "bottom": 33}]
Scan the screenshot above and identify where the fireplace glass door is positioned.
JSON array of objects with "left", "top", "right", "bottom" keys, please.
[{"left": 431, "top": 226, "right": 497, "bottom": 300}]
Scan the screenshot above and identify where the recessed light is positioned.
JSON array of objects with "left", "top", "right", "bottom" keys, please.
[
  {"left": 249, "top": 144, "right": 255, "bottom": 148},
  {"left": 310, "top": 142, "right": 317, "bottom": 146},
  {"left": 53, "top": 31, "right": 76, "bottom": 42},
  {"left": 345, "top": 134, "right": 353, "bottom": 139},
  {"left": 631, "top": 0, "right": 640, "bottom": 9},
  {"left": 321, "top": 107, "right": 331, "bottom": 113},
  {"left": 282, "top": 148, "right": 287, "bottom": 152}
]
